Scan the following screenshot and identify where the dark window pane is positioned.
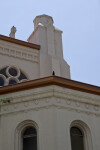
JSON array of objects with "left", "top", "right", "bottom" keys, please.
[
  {"left": 70, "top": 127, "right": 84, "bottom": 150},
  {"left": 24, "top": 127, "right": 37, "bottom": 136},
  {"left": 18, "top": 72, "right": 27, "bottom": 81},
  {"left": 23, "top": 127, "right": 37, "bottom": 150},
  {"left": 0, "top": 76, "right": 5, "bottom": 86},
  {"left": 9, "top": 79, "right": 17, "bottom": 85},
  {"left": 71, "top": 127, "right": 83, "bottom": 136},
  {"left": 0, "top": 67, "right": 8, "bottom": 78},
  {"left": 9, "top": 68, "right": 18, "bottom": 76},
  {"left": 23, "top": 136, "right": 37, "bottom": 150}
]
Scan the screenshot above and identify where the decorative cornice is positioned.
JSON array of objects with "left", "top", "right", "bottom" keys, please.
[
  {"left": 0, "top": 34, "right": 40, "bottom": 50},
  {"left": 0, "top": 76, "right": 100, "bottom": 96},
  {"left": 0, "top": 44, "right": 39, "bottom": 62},
  {"left": 0, "top": 86, "right": 100, "bottom": 116}
]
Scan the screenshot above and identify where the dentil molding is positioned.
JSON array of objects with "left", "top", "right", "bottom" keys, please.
[{"left": 0, "top": 41, "right": 39, "bottom": 63}]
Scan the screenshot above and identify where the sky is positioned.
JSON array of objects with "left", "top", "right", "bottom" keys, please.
[{"left": 0, "top": 0, "right": 100, "bottom": 86}]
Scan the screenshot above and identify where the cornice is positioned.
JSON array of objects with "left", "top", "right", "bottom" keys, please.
[
  {"left": 0, "top": 42, "right": 39, "bottom": 62},
  {"left": 0, "top": 34, "right": 40, "bottom": 50},
  {"left": 0, "top": 85, "right": 99, "bottom": 105},
  {"left": 0, "top": 86, "right": 100, "bottom": 116},
  {"left": 0, "top": 76, "right": 100, "bottom": 96}
]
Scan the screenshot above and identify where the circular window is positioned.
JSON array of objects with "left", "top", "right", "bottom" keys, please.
[
  {"left": 0, "top": 66, "right": 28, "bottom": 87},
  {"left": 6, "top": 66, "right": 20, "bottom": 78},
  {"left": 9, "top": 68, "right": 18, "bottom": 76}
]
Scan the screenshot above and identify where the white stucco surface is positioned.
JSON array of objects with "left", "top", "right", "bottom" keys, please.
[{"left": 0, "top": 85, "right": 100, "bottom": 150}]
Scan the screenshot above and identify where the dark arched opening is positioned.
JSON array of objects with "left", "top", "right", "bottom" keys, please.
[
  {"left": 23, "top": 126, "right": 37, "bottom": 150},
  {"left": 70, "top": 127, "right": 84, "bottom": 150}
]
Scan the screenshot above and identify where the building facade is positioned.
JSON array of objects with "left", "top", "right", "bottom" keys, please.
[{"left": 0, "top": 15, "right": 100, "bottom": 150}]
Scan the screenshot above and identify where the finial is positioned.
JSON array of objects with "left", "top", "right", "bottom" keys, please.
[{"left": 9, "top": 26, "right": 17, "bottom": 38}]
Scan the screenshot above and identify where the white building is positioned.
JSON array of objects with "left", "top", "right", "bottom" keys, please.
[{"left": 0, "top": 14, "right": 100, "bottom": 150}]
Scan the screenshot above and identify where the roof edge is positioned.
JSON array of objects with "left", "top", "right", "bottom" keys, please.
[
  {"left": 0, "top": 34, "right": 40, "bottom": 50},
  {"left": 0, "top": 76, "right": 100, "bottom": 96}
]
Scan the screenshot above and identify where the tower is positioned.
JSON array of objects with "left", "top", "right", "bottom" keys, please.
[{"left": 0, "top": 15, "right": 100, "bottom": 150}]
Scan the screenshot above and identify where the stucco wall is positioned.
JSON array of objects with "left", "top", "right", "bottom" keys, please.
[{"left": 0, "top": 85, "right": 100, "bottom": 150}]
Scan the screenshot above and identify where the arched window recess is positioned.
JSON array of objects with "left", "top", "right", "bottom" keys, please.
[
  {"left": 70, "top": 126, "right": 84, "bottom": 150},
  {"left": 23, "top": 126, "right": 37, "bottom": 150},
  {"left": 15, "top": 120, "right": 38, "bottom": 150},
  {"left": 70, "top": 120, "right": 93, "bottom": 150}
]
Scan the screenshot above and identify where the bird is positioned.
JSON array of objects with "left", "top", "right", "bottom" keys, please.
[{"left": 52, "top": 71, "right": 55, "bottom": 76}]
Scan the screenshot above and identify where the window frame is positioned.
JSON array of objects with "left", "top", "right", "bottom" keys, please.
[
  {"left": 70, "top": 126, "right": 84, "bottom": 150},
  {"left": 70, "top": 120, "right": 93, "bottom": 150},
  {"left": 15, "top": 120, "right": 39, "bottom": 150}
]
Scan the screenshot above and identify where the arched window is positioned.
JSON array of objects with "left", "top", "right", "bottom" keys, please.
[
  {"left": 70, "top": 127, "right": 84, "bottom": 150},
  {"left": 15, "top": 120, "right": 38, "bottom": 150},
  {"left": 70, "top": 120, "right": 93, "bottom": 150},
  {"left": 23, "top": 127, "right": 37, "bottom": 150}
]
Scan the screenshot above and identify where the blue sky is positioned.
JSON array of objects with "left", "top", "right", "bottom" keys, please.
[{"left": 0, "top": 0, "right": 100, "bottom": 86}]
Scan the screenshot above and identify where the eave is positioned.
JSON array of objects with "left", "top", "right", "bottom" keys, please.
[
  {"left": 0, "top": 76, "right": 100, "bottom": 96},
  {"left": 0, "top": 34, "right": 40, "bottom": 50}
]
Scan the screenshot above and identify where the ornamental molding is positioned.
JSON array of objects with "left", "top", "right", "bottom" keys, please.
[
  {"left": 0, "top": 41, "right": 39, "bottom": 63},
  {"left": 0, "top": 85, "right": 100, "bottom": 116}
]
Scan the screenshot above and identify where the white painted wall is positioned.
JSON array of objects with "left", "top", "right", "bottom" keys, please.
[
  {"left": 0, "top": 86, "right": 100, "bottom": 150},
  {"left": 0, "top": 40, "right": 39, "bottom": 80}
]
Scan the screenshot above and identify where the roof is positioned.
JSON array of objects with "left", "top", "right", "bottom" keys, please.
[
  {"left": 0, "top": 76, "right": 100, "bottom": 96},
  {"left": 0, "top": 34, "right": 40, "bottom": 50}
]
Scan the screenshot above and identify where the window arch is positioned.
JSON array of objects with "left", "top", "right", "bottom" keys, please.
[
  {"left": 70, "top": 120, "right": 93, "bottom": 150},
  {"left": 15, "top": 120, "right": 38, "bottom": 150}
]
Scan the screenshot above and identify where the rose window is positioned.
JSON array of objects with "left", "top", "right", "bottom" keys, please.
[{"left": 0, "top": 66, "right": 28, "bottom": 87}]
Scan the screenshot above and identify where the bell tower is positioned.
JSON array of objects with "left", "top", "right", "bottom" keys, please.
[{"left": 28, "top": 15, "right": 71, "bottom": 79}]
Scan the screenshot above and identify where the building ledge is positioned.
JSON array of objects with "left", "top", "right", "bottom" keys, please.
[
  {"left": 0, "top": 76, "right": 100, "bottom": 96},
  {"left": 0, "top": 34, "right": 40, "bottom": 50}
]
